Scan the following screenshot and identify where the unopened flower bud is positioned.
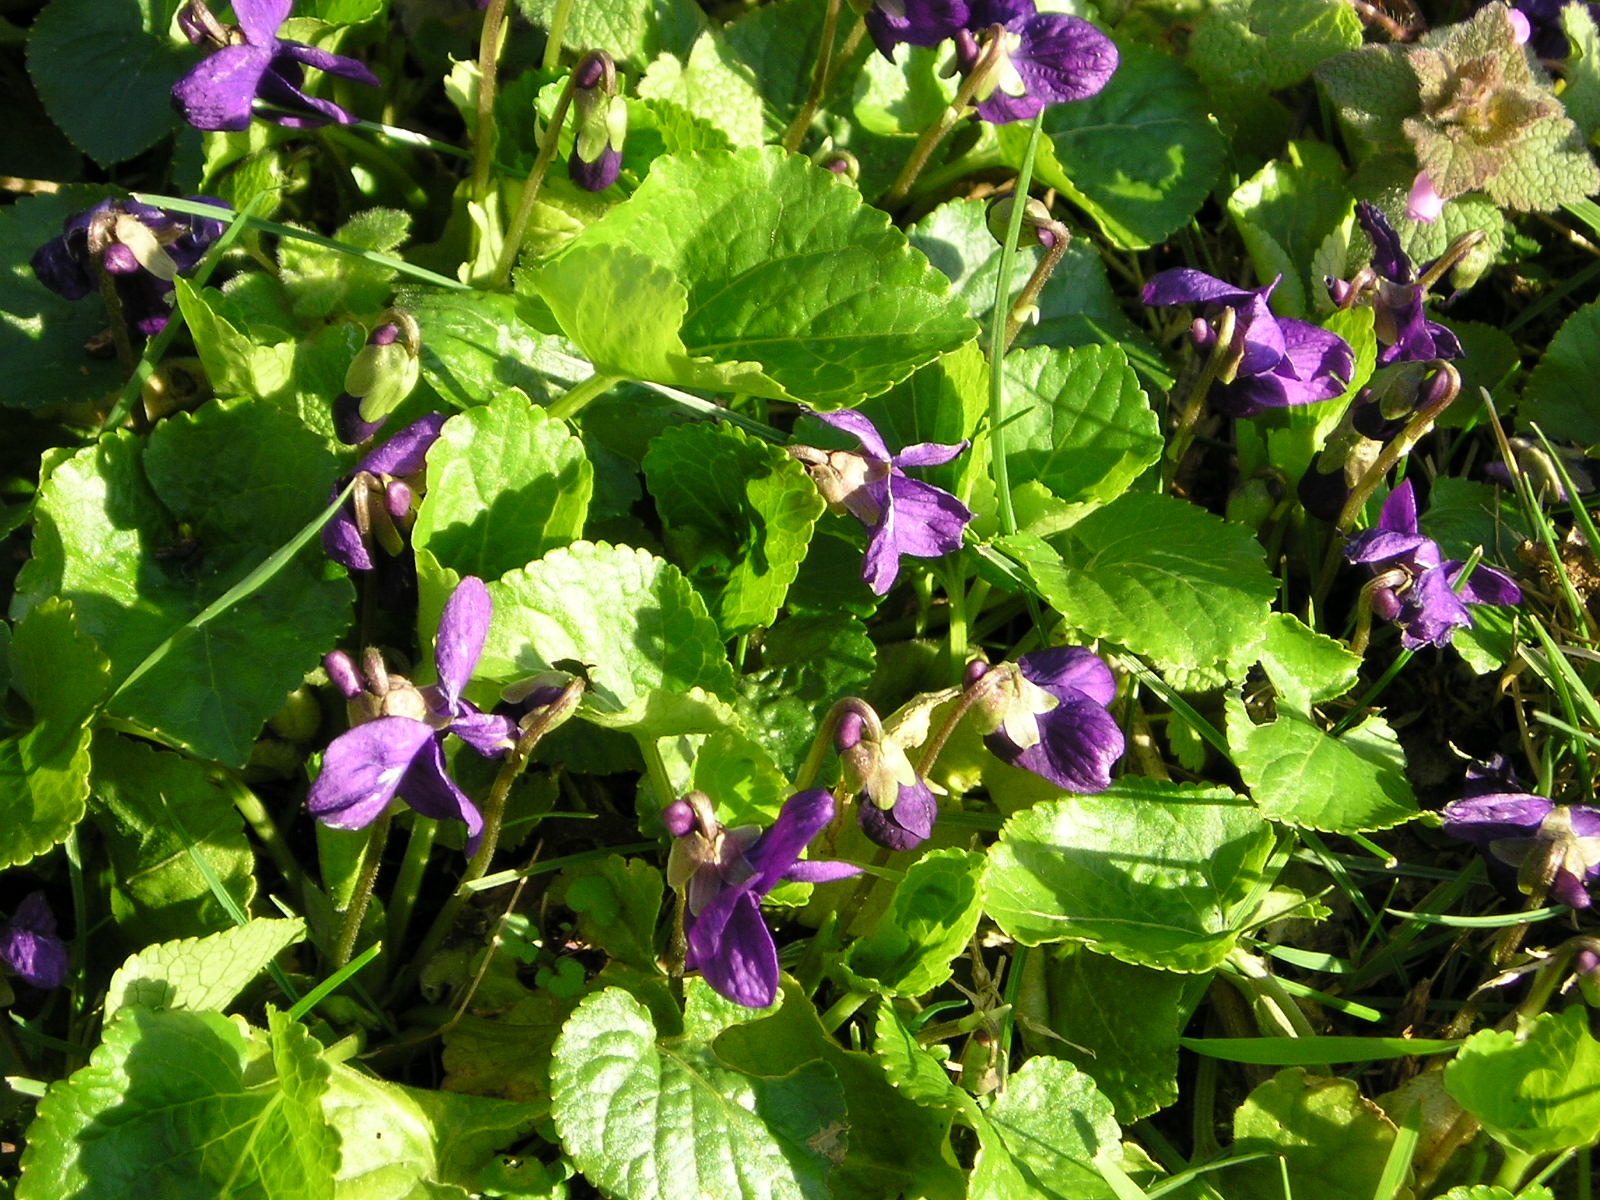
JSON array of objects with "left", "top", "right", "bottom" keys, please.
[
  {"left": 569, "top": 51, "right": 626, "bottom": 193},
  {"left": 385, "top": 479, "right": 412, "bottom": 522},
  {"left": 102, "top": 243, "right": 141, "bottom": 274},
  {"left": 985, "top": 195, "right": 1059, "bottom": 250},
  {"left": 964, "top": 659, "right": 991, "bottom": 689},
  {"left": 325, "top": 650, "right": 364, "bottom": 700},
  {"left": 663, "top": 799, "right": 695, "bottom": 838},
  {"left": 336, "top": 312, "right": 421, "bottom": 445}
]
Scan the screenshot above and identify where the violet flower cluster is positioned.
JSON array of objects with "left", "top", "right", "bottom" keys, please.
[
  {"left": 0, "top": 893, "right": 67, "bottom": 990},
  {"left": 791, "top": 408, "right": 974, "bottom": 596},
  {"left": 172, "top": 0, "right": 379, "bottom": 132},
  {"left": 308, "top": 576, "right": 515, "bottom": 851},
  {"left": 1344, "top": 480, "right": 1521, "bottom": 650},
  {"left": 866, "top": 0, "right": 1118, "bottom": 124},
  {"left": 968, "top": 646, "right": 1125, "bottom": 795},
  {"left": 1143, "top": 269, "right": 1355, "bottom": 417},
  {"left": 835, "top": 709, "right": 938, "bottom": 852},
  {"left": 1331, "top": 203, "right": 1464, "bottom": 367},
  {"left": 666, "top": 789, "right": 860, "bottom": 1008},
  {"left": 31, "top": 197, "right": 225, "bottom": 341},
  {"left": 323, "top": 413, "right": 444, "bottom": 572},
  {"left": 1442, "top": 761, "right": 1600, "bottom": 908}
]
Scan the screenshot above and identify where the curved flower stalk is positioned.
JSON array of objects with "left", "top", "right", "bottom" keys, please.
[
  {"left": 1344, "top": 479, "right": 1521, "bottom": 650},
  {"left": 966, "top": 646, "right": 1124, "bottom": 793},
  {"left": 31, "top": 197, "right": 225, "bottom": 341},
  {"left": 835, "top": 707, "right": 938, "bottom": 851},
  {"left": 0, "top": 893, "right": 67, "bottom": 990},
  {"left": 790, "top": 408, "right": 973, "bottom": 595},
  {"left": 665, "top": 789, "right": 861, "bottom": 1008},
  {"left": 172, "top": 0, "right": 380, "bottom": 132},
  {"left": 1143, "top": 268, "right": 1355, "bottom": 417},
  {"left": 322, "top": 414, "right": 445, "bottom": 572},
  {"left": 308, "top": 576, "right": 515, "bottom": 852}
]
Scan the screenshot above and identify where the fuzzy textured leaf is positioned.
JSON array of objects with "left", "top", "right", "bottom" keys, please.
[{"left": 105, "top": 918, "right": 307, "bottom": 1019}]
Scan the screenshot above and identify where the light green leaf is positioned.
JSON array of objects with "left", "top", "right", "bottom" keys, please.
[
  {"left": 1445, "top": 1006, "right": 1600, "bottom": 1155},
  {"left": 1227, "top": 146, "right": 1355, "bottom": 319},
  {"left": 1238, "top": 611, "right": 1362, "bottom": 711},
  {"left": 1000, "top": 344, "right": 1161, "bottom": 510},
  {"left": 550, "top": 856, "right": 665, "bottom": 975},
  {"left": 479, "top": 541, "right": 736, "bottom": 721},
  {"left": 534, "top": 147, "right": 975, "bottom": 409},
  {"left": 105, "top": 918, "right": 306, "bottom": 1020},
  {"left": 1479, "top": 111, "right": 1600, "bottom": 213},
  {"left": 1520, "top": 299, "right": 1600, "bottom": 444},
  {"left": 734, "top": 613, "right": 876, "bottom": 771},
  {"left": 691, "top": 728, "right": 791, "bottom": 828},
  {"left": 1190, "top": 0, "right": 1362, "bottom": 93},
  {"left": 985, "top": 779, "right": 1276, "bottom": 971},
  {"left": 514, "top": 0, "right": 706, "bottom": 71},
  {"left": 1218, "top": 1068, "right": 1399, "bottom": 1200},
  {"left": 643, "top": 421, "right": 825, "bottom": 635},
  {"left": 1227, "top": 694, "right": 1419, "bottom": 833},
  {"left": 551, "top": 984, "right": 845, "bottom": 1200},
  {"left": 998, "top": 493, "right": 1278, "bottom": 672},
  {"left": 1017, "top": 945, "right": 1183, "bottom": 1123},
  {"left": 1003, "top": 43, "right": 1228, "bottom": 250},
  {"left": 18, "top": 1008, "right": 336, "bottom": 1199},
  {"left": 843, "top": 849, "right": 984, "bottom": 997},
  {"left": 1562, "top": 2, "right": 1600, "bottom": 138},
  {"left": 175, "top": 280, "right": 296, "bottom": 403},
  {"left": 412, "top": 391, "right": 591, "bottom": 582},
  {"left": 278, "top": 207, "right": 411, "bottom": 321},
  {"left": 0, "top": 598, "right": 110, "bottom": 867},
  {"left": 404, "top": 289, "right": 579, "bottom": 409},
  {"left": 986, "top": 1057, "right": 1125, "bottom": 1200},
  {"left": 638, "top": 33, "right": 766, "bottom": 148},
  {"left": 90, "top": 732, "right": 256, "bottom": 943},
  {"left": 25, "top": 0, "right": 187, "bottom": 166}
]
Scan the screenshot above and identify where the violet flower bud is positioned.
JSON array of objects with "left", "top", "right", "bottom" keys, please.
[
  {"left": 335, "top": 313, "right": 421, "bottom": 445},
  {"left": 325, "top": 650, "right": 365, "bottom": 700},
  {"left": 834, "top": 705, "right": 938, "bottom": 851},
  {"left": 569, "top": 51, "right": 627, "bottom": 193}
]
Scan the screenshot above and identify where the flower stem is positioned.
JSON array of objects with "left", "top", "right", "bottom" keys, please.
[
  {"left": 493, "top": 74, "right": 579, "bottom": 287},
  {"left": 384, "top": 816, "right": 437, "bottom": 958},
  {"left": 1161, "top": 308, "right": 1233, "bottom": 494},
  {"left": 1002, "top": 221, "right": 1071, "bottom": 352},
  {"left": 780, "top": 0, "right": 844, "bottom": 153},
  {"left": 229, "top": 777, "right": 315, "bottom": 909},
  {"left": 547, "top": 371, "right": 622, "bottom": 420},
  {"left": 542, "top": 0, "right": 575, "bottom": 71},
  {"left": 820, "top": 988, "right": 872, "bottom": 1033},
  {"left": 793, "top": 699, "right": 865, "bottom": 791},
  {"left": 334, "top": 812, "right": 391, "bottom": 968},
  {"left": 471, "top": 0, "right": 511, "bottom": 206},
  {"left": 880, "top": 31, "right": 1006, "bottom": 209}
]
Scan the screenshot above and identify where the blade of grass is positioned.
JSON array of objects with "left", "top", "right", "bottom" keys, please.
[
  {"left": 1180, "top": 1035, "right": 1459, "bottom": 1064},
  {"left": 1385, "top": 904, "right": 1568, "bottom": 926},
  {"left": 1373, "top": 1101, "right": 1421, "bottom": 1200},
  {"left": 287, "top": 942, "right": 382, "bottom": 1023}
]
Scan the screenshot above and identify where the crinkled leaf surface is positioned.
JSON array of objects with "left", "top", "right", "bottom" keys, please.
[
  {"left": 479, "top": 541, "right": 735, "bottom": 726},
  {"left": 735, "top": 613, "right": 876, "bottom": 771},
  {"left": 26, "top": 0, "right": 188, "bottom": 166},
  {"left": 534, "top": 148, "right": 974, "bottom": 409},
  {"left": 1445, "top": 1006, "right": 1600, "bottom": 1155},
  {"left": 19, "top": 1007, "right": 336, "bottom": 1200},
  {"left": 105, "top": 918, "right": 306, "bottom": 1019},
  {"left": 1017, "top": 945, "right": 1183, "bottom": 1123},
  {"left": 1228, "top": 694, "right": 1419, "bottom": 833},
  {"left": 842, "top": 849, "right": 983, "bottom": 997},
  {"left": 1003, "top": 43, "right": 1228, "bottom": 250},
  {"left": 998, "top": 493, "right": 1277, "bottom": 672},
  {"left": 1000, "top": 344, "right": 1161, "bottom": 510},
  {"left": 514, "top": 0, "right": 706, "bottom": 70},
  {"left": 644, "top": 421, "right": 824, "bottom": 635},
  {"left": 278, "top": 207, "right": 410, "bottom": 321},
  {"left": 1228, "top": 146, "right": 1355, "bottom": 319},
  {"left": 550, "top": 855, "right": 665, "bottom": 975},
  {"left": 638, "top": 33, "right": 766, "bottom": 148},
  {"left": 0, "top": 188, "right": 125, "bottom": 410},
  {"left": 412, "top": 391, "right": 592, "bottom": 583},
  {"left": 1189, "top": 0, "right": 1362, "bottom": 92},
  {"left": 0, "top": 598, "right": 110, "bottom": 868},
  {"left": 1218, "top": 1068, "right": 1399, "bottom": 1200},
  {"left": 405, "top": 289, "right": 578, "bottom": 409},
  {"left": 985, "top": 1056, "right": 1125, "bottom": 1200},
  {"left": 91, "top": 732, "right": 257, "bottom": 943},
  {"left": 985, "top": 779, "right": 1275, "bottom": 971},
  {"left": 551, "top": 983, "right": 845, "bottom": 1200},
  {"left": 11, "top": 398, "right": 353, "bottom": 766}
]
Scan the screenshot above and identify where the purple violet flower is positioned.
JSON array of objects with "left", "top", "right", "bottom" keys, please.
[
  {"left": 835, "top": 708, "right": 938, "bottom": 851},
  {"left": 172, "top": 0, "right": 380, "bottom": 132},
  {"left": 955, "top": 5, "right": 1119, "bottom": 125},
  {"left": 866, "top": 0, "right": 972, "bottom": 58},
  {"left": 30, "top": 197, "right": 225, "bottom": 340},
  {"left": 791, "top": 408, "right": 974, "bottom": 596},
  {"left": 1143, "top": 268, "right": 1355, "bottom": 417},
  {"left": 0, "top": 893, "right": 67, "bottom": 990},
  {"left": 307, "top": 576, "right": 515, "bottom": 851},
  {"left": 967, "top": 647, "right": 1125, "bottom": 793},
  {"left": 1442, "top": 786, "right": 1600, "bottom": 909},
  {"left": 1344, "top": 480, "right": 1521, "bottom": 650},
  {"left": 568, "top": 52, "right": 627, "bottom": 193},
  {"left": 1331, "top": 202, "right": 1464, "bottom": 366},
  {"left": 665, "top": 789, "right": 861, "bottom": 1008},
  {"left": 322, "top": 413, "right": 445, "bottom": 571},
  {"left": 1513, "top": 0, "right": 1599, "bottom": 59}
]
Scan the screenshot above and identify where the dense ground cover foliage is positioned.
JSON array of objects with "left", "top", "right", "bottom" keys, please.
[{"left": 6, "top": 0, "right": 1600, "bottom": 1194}]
